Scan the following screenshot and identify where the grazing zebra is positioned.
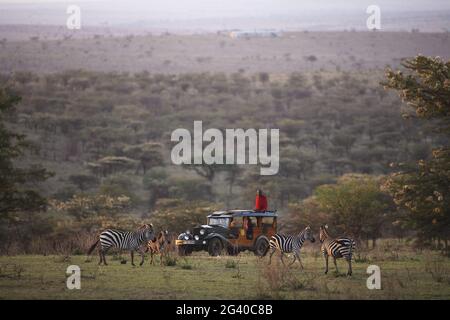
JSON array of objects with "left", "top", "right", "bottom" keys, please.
[
  {"left": 147, "top": 230, "right": 172, "bottom": 265},
  {"left": 87, "top": 224, "right": 155, "bottom": 266},
  {"left": 319, "top": 224, "right": 356, "bottom": 276},
  {"left": 268, "top": 226, "right": 315, "bottom": 268}
]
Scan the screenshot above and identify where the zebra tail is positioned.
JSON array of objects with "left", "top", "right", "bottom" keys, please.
[{"left": 87, "top": 239, "right": 99, "bottom": 255}]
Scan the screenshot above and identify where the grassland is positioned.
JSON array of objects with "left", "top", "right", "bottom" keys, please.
[{"left": 0, "top": 241, "right": 449, "bottom": 300}]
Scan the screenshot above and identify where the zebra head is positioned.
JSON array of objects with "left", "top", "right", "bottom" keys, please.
[
  {"left": 319, "top": 224, "right": 329, "bottom": 243},
  {"left": 140, "top": 224, "right": 156, "bottom": 241},
  {"left": 304, "top": 226, "right": 315, "bottom": 243}
]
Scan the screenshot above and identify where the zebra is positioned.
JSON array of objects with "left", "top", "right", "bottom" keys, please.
[
  {"left": 87, "top": 224, "right": 156, "bottom": 266},
  {"left": 319, "top": 224, "right": 356, "bottom": 276},
  {"left": 268, "top": 226, "right": 315, "bottom": 268}
]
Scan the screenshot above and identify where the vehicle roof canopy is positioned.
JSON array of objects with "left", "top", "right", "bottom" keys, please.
[{"left": 207, "top": 209, "right": 278, "bottom": 218}]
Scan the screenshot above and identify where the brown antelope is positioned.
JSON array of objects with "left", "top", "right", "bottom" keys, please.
[{"left": 147, "top": 230, "right": 171, "bottom": 265}]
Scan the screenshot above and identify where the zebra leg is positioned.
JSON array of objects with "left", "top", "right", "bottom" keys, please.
[
  {"left": 280, "top": 253, "right": 286, "bottom": 266},
  {"left": 289, "top": 254, "right": 297, "bottom": 266},
  {"left": 102, "top": 251, "right": 108, "bottom": 266},
  {"left": 119, "top": 249, "right": 126, "bottom": 263},
  {"left": 99, "top": 246, "right": 108, "bottom": 266},
  {"left": 347, "top": 257, "right": 352, "bottom": 276},
  {"left": 139, "top": 249, "right": 145, "bottom": 266},
  {"left": 131, "top": 251, "right": 135, "bottom": 266},
  {"left": 268, "top": 247, "right": 276, "bottom": 265},
  {"left": 98, "top": 249, "right": 103, "bottom": 265},
  {"left": 333, "top": 257, "right": 339, "bottom": 273},
  {"left": 324, "top": 254, "right": 329, "bottom": 274},
  {"left": 297, "top": 253, "right": 304, "bottom": 270}
]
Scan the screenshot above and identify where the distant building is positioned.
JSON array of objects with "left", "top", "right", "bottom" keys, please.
[{"left": 229, "top": 30, "right": 282, "bottom": 39}]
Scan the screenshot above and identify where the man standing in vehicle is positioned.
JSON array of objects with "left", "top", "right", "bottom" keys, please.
[{"left": 254, "top": 189, "right": 268, "bottom": 212}]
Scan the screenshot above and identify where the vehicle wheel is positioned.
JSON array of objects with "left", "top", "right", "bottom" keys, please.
[
  {"left": 227, "top": 245, "right": 239, "bottom": 256},
  {"left": 208, "top": 238, "right": 223, "bottom": 256},
  {"left": 178, "top": 246, "right": 192, "bottom": 256},
  {"left": 254, "top": 237, "right": 269, "bottom": 257}
]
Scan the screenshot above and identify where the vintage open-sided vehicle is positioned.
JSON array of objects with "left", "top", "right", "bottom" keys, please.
[{"left": 175, "top": 209, "right": 278, "bottom": 256}]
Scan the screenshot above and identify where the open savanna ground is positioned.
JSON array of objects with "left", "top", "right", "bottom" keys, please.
[{"left": 0, "top": 240, "right": 449, "bottom": 300}]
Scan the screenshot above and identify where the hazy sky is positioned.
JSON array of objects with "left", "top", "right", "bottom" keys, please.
[
  {"left": 0, "top": 0, "right": 449, "bottom": 31},
  {"left": 2, "top": 0, "right": 449, "bottom": 12}
]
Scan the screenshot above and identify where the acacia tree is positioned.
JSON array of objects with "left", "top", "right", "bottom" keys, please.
[
  {"left": 69, "top": 174, "right": 99, "bottom": 191},
  {"left": 143, "top": 167, "right": 170, "bottom": 208},
  {"left": 186, "top": 162, "right": 227, "bottom": 183},
  {"left": 151, "top": 199, "right": 220, "bottom": 233},
  {"left": 223, "top": 165, "right": 243, "bottom": 208},
  {"left": 0, "top": 87, "right": 52, "bottom": 219},
  {"left": 283, "top": 196, "right": 331, "bottom": 234},
  {"left": 122, "top": 142, "right": 164, "bottom": 174},
  {"left": 382, "top": 56, "right": 450, "bottom": 251},
  {"left": 314, "top": 174, "right": 395, "bottom": 247}
]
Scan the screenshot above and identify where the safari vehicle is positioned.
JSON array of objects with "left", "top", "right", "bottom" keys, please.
[{"left": 175, "top": 210, "right": 277, "bottom": 257}]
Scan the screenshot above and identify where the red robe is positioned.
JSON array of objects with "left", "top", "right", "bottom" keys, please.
[{"left": 255, "top": 194, "right": 268, "bottom": 211}]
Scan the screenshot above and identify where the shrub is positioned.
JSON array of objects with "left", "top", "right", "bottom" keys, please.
[{"left": 163, "top": 255, "right": 178, "bottom": 267}]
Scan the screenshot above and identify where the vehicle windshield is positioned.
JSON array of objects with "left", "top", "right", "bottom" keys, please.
[{"left": 208, "top": 217, "right": 230, "bottom": 228}]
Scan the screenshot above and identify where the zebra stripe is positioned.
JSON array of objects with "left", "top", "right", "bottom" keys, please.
[
  {"left": 320, "top": 225, "right": 356, "bottom": 275},
  {"left": 270, "top": 234, "right": 306, "bottom": 254},
  {"left": 268, "top": 226, "right": 315, "bottom": 267},
  {"left": 100, "top": 229, "right": 148, "bottom": 251},
  {"left": 321, "top": 238, "right": 356, "bottom": 259},
  {"left": 92, "top": 224, "right": 155, "bottom": 266}
]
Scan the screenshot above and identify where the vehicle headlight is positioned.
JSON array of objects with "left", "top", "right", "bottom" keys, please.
[
  {"left": 194, "top": 235, "right": 200, "bottom": 241},
  {"left": 184, "top": 235, "right": 189, "bottom": 240},
  {"left": 200, "top": 229, "right": 205, "bottom": 235}
]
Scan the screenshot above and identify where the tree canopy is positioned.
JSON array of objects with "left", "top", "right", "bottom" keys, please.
[
  {"left": 0, "top": 87, "right": 52, "bottom": 219},
  {"left": 382, "top": 56, "right": 450, "bottom": 246}
]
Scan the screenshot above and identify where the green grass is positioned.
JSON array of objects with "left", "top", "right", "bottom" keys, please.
[{"left": 0, "top": 247, "right": 449, "bottom": 300}]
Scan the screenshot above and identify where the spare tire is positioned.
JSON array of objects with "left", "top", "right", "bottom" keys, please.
[{"left": 254, "top": 237, "right": 269, "bottom": 257}]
